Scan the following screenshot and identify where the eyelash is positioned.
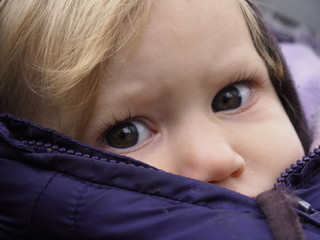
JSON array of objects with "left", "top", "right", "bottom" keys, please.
[
  {"left": 217, "top": 70, "right": 266, "bottom": 113},
  {"left": 229, "top": 69, "right": 266, "bottom": 88},
  {"left": 95, "top": 110, "right": 134, "bottom": 141},
  {"left": 96, "top": 70, "right": 266, "bottom": 144}
]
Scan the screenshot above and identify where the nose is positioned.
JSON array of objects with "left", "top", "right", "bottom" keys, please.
[{"left": 169, "top": 121, "right": 246, "bottom": 183}]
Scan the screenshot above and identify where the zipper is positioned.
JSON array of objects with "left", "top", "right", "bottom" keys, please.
[
  {"left": 274, "top": 146, "right": 320, "bottom": 188},
  {"left": 296, "top": 198, "right": 320, "bottom": 227},
  {"left": 275, "top": 145, "right": 320, "bottom": 228}
]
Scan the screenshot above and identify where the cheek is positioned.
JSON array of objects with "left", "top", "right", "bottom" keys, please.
[{"left": 237, "top": 108, "right": 305, "bottom": 177}]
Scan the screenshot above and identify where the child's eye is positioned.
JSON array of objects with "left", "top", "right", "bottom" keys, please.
[
  {"left": 104, "top": 120, "right": 152, "bottom": 149},
  {"left": 212, "top": 83, "right": 250, "bottom": 112}
]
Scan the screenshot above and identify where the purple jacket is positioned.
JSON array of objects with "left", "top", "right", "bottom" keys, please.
[{"left": 1, "top": 114, "right": 320, "bottom": 239}]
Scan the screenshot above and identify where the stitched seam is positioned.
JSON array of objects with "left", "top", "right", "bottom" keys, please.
[
  {"left": 65, "top": 173, "right": 200, "bottom": 208},
  {"left": 23, "top": 138, "right": 158, "bottom": 170},
  {"left": 73, "top": 183, "right": 89, "bottom": 240},
  {"left": 0, "top": 114, "right": 153, "bottom": 169},
  {"left": 60, "top": 172, "right": 256, "bottom": 214},
  {"left": 28, "top": 172, "right": 58, "bottom": 239}
]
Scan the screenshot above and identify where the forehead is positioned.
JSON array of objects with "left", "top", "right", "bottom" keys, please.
[
  {"left": 137, "top": 0, "right": 248, "bottom": 60},
  {"left": 102, "top": 0, "right": 264, "bottom": 97}
]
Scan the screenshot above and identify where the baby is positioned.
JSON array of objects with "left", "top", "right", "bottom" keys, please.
[
  {"left": 0, "top": 0, "right": 309, "bottom": 196},
  {"left": 80, "top": 0, "right": 308, "bottom": 197},
  {"left": 0, "top": 1, "right": 318, "bottom": 239}
]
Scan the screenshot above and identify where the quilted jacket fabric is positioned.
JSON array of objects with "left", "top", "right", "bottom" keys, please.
[{"left": 1, "top": 114, "right": 320, "bottom": 239}]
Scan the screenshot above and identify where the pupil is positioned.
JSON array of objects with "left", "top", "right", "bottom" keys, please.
[
  {"left": 212, "top": 86, "right": 242, "bottom": 112},
  {"left": 106, "top": 122, "right": 139, "bottom": 148}
]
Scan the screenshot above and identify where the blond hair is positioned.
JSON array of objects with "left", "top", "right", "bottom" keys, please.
[
  {"left": 0, "top": 0, "right": 309, "bottom": 148},
  {"left": 0, "top": 0, "right": 152, "bottom": 138}
]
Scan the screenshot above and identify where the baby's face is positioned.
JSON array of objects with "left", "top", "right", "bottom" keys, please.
[{"left": 82, "top": 0, "right": 304, "bottom": 196}]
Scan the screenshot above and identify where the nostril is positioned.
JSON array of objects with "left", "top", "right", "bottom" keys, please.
[{"left": 231, "top": 166, "right": 245, "bottom": 178}]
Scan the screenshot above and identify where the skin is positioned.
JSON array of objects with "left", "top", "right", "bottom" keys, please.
[{"left": 82, "top": 0, "right": 305, "bottom": 197}]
